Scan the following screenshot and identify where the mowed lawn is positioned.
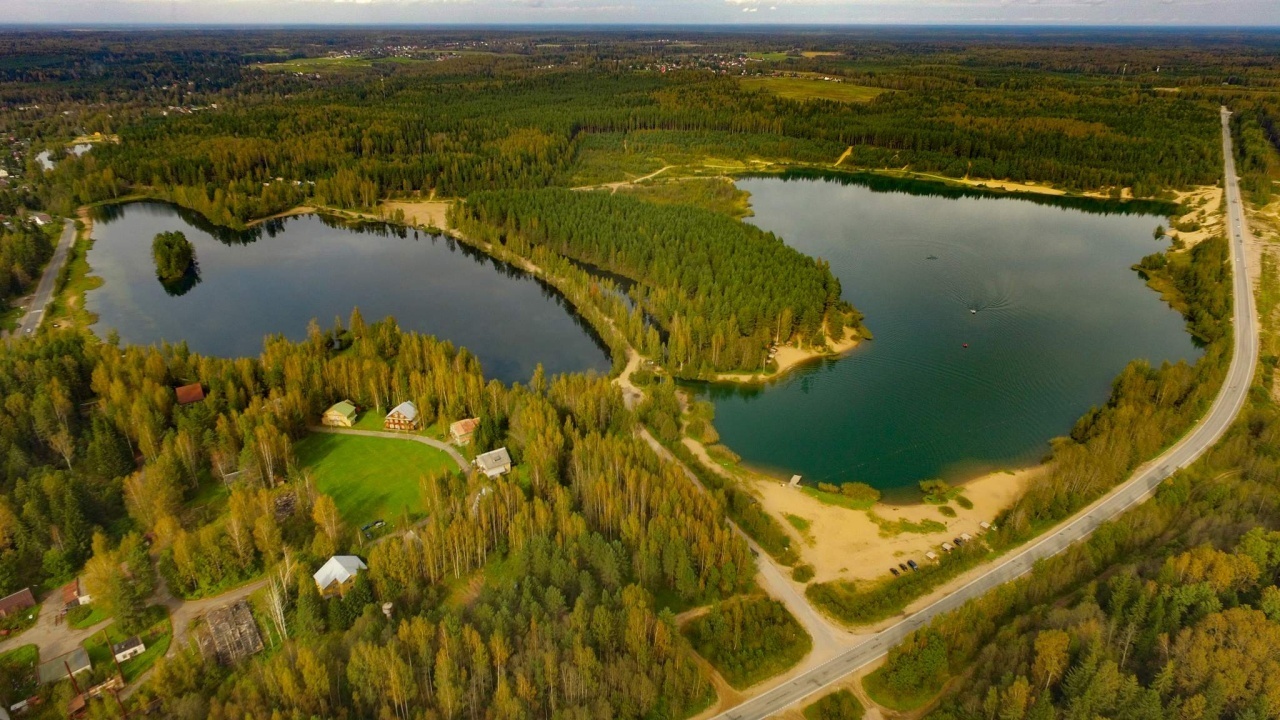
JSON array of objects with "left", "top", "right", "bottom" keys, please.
[
  {"left": 295, "top": 432, "right": 457, "bottom": 526},
  {"left": 739, "top": 76, "right": 883, "bottom": 103}
]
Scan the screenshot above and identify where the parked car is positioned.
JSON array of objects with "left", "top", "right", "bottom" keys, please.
[
  {"left": 954, "top": 536, "right": 965, "bottom": 546},
  {"left": 942, "top": 542, "right": 955, "bottom": 552},
  {"left": 890, "top": 567, "right": 900, "bottom": 577},
  {"left": 898, "top": 563, "right": 909, "bottom": 573},
  {"left": 907, "top": 559, "right": 919, "bottom": 571}
]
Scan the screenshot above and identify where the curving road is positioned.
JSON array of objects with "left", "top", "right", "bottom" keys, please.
[
  {"left": 15, "top": 219, "right": 75, "bottom": 337},
  {"left": 714, "top": 106, "right": 1259, "bottom": 719}
]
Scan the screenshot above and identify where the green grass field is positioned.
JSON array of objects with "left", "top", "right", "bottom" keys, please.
[
  {"left": 294, "top": 431, "right": 457, "bottom": 527},
  {"left": 81, "top": 605, "right": 171, "bottom": 684},
  {"left": 0, "top": 644, "right": 38, "bottom": 700},
  {"left": 740, "top": 77, "right": 883, "bottom": 103}
]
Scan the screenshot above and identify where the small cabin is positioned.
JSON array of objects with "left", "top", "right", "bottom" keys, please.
[
  {"left": 313, "top": 555, "right": 367, "bottom": 599},
  {"left": 322, "top": 401, "right": 358, "bottom": 428},
  {"left": 449, "top": 418, "right": 480, "bottom": 446},
  {"left": 475, "top": 447, "right": 512, "bottom": 478},
  {"left": 384, "top": 401, "right": 421, "bottom": 431},
  {"left": 112, "top": 636, "right": 145, "bottom": 663}
]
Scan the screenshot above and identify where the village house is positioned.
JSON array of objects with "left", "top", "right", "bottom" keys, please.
[
  {"left": 449, "top": 417, "right": 480, "bottom": 445},
  {"left": 384, "top": 401, "right": 421, "bottom": 431},
  {"left": 475, "top": 447, "right": 512, "bottom": 478},
  {"left": 313, "top": 555, "right": 367, "bottom": 598},
  {"left": 0, "top": 588, "right": 35, "bottom": 619},
  {"left": 30, "top": 212, "right": 52, "bottom": 227},
  {"left": 322, "top": 400, "right": 358, "bottom": 428},
  {"left": 112, "top": 636, "right": 146, "bottom": 663},
  {"left": 61, "top": 578, "right": 91, "bottom": 612},
  {"left": 174, "top": 383, "right": 205, "bottom": 405}
]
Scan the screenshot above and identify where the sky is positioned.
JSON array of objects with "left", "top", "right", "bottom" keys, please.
[{"left": 3, "top": 0, "right": 1277, "bottom": 27}]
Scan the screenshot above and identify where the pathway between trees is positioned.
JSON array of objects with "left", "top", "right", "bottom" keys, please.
[
  {"left": 306, "top": 426, "right": 470, "bottom": 472},
  {"left": 10, "top": 218, "right": 76, "bottom": 339}
]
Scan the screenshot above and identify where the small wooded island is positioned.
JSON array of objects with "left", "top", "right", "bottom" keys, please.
[{"left": 151, "top": 230, "right": 196, "bottom": 281}]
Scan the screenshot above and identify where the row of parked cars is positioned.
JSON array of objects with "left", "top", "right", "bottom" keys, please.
[{"left": 889, "top": 521, "right": 994, "bottom": 577}]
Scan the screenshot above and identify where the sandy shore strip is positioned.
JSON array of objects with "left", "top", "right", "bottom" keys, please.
[
  {"left": 714, "top": 327, "right": 861, "bottom": 384},
  {"left": 748, "top": 466, "right": 1035, "bottom": 584}
]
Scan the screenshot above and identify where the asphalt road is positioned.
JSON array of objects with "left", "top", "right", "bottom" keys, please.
[
  {"left": 714, "top": 106, "right": 1260, "bottom": 719},
  {"left": 15, "top": 219, "right": 75, "bottom": 337}
]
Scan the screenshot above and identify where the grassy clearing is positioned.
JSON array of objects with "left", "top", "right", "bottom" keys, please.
[
  {"left": 46, "top": 220, "right": 102, "bottom": 330},
  {"left": 800, "top": 486, "right": 879, "bottom": 511},
  {"left": 81, "top": 605, "right": 172, "bottom": 684},
  {"left": 257, "top": 56, "right": 375, "bottom": 73},
  {"left": 617, "top": 178, "right": 754, "bottom": 218},
  {"left": 0, "top": 644, "right": 38, "bottom": 701},
  {"left": 783, "top": 513, "right": 812, "bottom": 534},
  {"left": 294, "top": 431, "right": 456, "bottom": 528},
  {"left": 866, "top": 511, "right": 947, "bottom": 537},
  {"left": 740, "top": 77, "right": 883, "bottom": 103}
]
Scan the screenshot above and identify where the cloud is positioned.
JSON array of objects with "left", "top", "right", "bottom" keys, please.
[{"left": 4, "top": 0, "right": 1275, "bottom": 25}]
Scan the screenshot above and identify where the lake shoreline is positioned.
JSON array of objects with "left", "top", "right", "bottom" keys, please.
[
  {"left": 682, "top": 436, "right": 1035, "bottom": 585},
  {"left": 710, "top": 327, "right": 863, "bottom": 384}
]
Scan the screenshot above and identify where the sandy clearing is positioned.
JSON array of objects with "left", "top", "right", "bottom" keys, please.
[
  {"left": 748, "top": 467, "right": 1035, "bottom": 585},
  {"left": 1171, "top": 185, "right": 1226, "bottom": 249},
  {"left": 382, "top": 200, "right": 453, "bottom": 230}
]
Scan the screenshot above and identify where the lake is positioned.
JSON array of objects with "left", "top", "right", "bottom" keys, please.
[
  {"left": 85, "top": 202, "right": 612, "bottom": 384},
  {"left": 698, "top": 175, "right": 1199, "bottom": 494}
]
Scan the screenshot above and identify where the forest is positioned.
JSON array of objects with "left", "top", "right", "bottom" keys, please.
[
  {"left": 0, "top": 25, "right": 1278, "bottom": 720},
  {"left": 6, "top": 28, "right": 1265, "bottom": 230},
  {"left": 453, "top": 188, "right": 857, "bottom": 375}
]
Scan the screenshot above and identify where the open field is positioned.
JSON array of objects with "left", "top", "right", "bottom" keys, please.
[
  {"left": 295, "top": 430, "right": 456, "bottom": 527},
  {"left": 81, "top": 606, "right": 172, "bottom": 684},
  {"left": 740, "top": 77, "right": 883, "bottom": 103},
  {"left": 255, "top": 56, "right": 376, "bottom": 72}
]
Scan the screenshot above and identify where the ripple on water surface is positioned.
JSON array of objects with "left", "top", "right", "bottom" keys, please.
[{"left": 698, "top": 177, "right": 1199, "bottom": 493}]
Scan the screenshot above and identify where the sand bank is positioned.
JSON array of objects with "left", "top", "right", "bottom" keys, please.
[
  {"left": 749, "top": 465, "right": 1035, "bottom": 584},
  {"left": 713, "top": 327, "right": 861, "bottom": 384}
]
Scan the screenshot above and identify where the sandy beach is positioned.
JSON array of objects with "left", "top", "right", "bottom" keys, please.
[
  {"left": 748, "top": 465, "right": 1035, "bottom": 584},
  {"left": 714, "top": 327, "right": 861, "bottom": 384}
]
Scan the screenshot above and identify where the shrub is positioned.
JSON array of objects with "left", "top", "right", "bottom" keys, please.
[
  {"left": 792, "top": 564, "right": 816, "bottom": 583},
  {"left": 684, "top": 596, "right": 813, "bottom": 689},
  {"left": 804, "top": 689, "right": 865, "bottom": 720}
]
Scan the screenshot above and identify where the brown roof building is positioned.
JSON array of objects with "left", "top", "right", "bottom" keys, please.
[
  {"left": 0, "top": 587, "right": 35, "bottom": 618},
  {"left": 175, "top": 383, "right": 205, "bottom": 405}
]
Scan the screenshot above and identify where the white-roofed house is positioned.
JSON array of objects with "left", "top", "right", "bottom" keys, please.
[
  {"left": 313, "top": 555, "right": 367, "bottom": 598},
  {"left": 474, "top": 447, "right": 512, "bottom": 478},
  {"left": 384, "top": 401, "right": 421, "bottom": 431}
]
